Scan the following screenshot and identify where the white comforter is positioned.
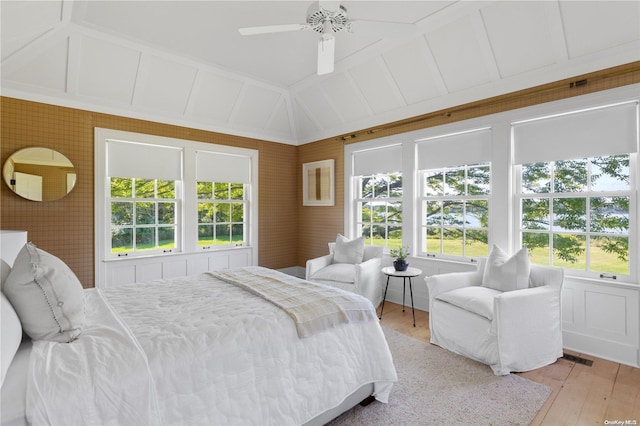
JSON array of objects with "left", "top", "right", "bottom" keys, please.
[{"left": 26, "top": 270, "right": 397, "bottom": 426}]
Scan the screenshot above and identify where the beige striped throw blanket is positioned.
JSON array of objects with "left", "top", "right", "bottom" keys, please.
[{"left": 207, "top": 266, "right": 378, "bottom": 337}]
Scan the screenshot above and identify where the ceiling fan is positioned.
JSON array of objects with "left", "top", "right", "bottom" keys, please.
[{"left": 238, "top": 1, "right": 416, "bottom": 75}]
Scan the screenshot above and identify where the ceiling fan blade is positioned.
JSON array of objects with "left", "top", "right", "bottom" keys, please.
[
  {"left": 238, "top": 23, "right": 309, "bottom": 36},
  {"left": 317, "top": 35, "right": 335, "bottom": 75},
  {"left": 348, "top": 20, "right": 418, "bottom": 38}
]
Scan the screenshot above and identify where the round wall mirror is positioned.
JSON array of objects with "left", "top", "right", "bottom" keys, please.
[{"left": 3, "top": 147, "right": 77, "bottom": 202}]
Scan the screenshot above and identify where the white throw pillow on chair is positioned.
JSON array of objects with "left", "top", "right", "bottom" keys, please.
[
  {"left": 333, "top": 234, "right": 365, "bottom": 264},
  {"left": 482, "top": 245, "right": 530, "bottom": 292}
]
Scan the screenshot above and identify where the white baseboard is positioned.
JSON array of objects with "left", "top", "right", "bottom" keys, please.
[{"left": 563, "top": 330, "right": 640, "bottom": 368}]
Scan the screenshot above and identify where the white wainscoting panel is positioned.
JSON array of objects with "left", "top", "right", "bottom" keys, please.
[{"left": 101, "top": 248, "right": 253, "bottom": 288}]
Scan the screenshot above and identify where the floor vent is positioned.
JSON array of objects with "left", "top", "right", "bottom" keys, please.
[{"left": 562, "top": 353, "right": 594, "bottom": 366}]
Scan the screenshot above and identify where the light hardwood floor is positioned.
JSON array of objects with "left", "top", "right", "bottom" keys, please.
[{"left": 377, "top": 301, "right": 640, "bottom": 425}]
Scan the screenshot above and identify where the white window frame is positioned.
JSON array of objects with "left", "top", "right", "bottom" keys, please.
[{"left": 95, "top": 128, "right": 259, "bottom": 282}]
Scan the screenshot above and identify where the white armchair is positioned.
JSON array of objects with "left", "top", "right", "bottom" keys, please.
[
  {"left": 426, "top": 257, "right": 564, "bottom": 375},
  {"left": 306, "top": 239, "right": 383, "bottom": 307}
]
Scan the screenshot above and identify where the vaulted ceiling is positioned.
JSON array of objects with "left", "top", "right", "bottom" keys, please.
[{"left": 2, "top": 1, "right": 639, "bottom": 145}]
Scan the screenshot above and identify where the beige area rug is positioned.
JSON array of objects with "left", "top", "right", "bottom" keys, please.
[{"left": 328, "top": 327, "right": 552, "bottom": 426}]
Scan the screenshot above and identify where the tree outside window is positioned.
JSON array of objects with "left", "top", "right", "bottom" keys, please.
[
  {"left": 421, "top": 163, "right": 490, "bottom": 259},
  {"left": 520, "top": 155, "right": 630, "bottom": 276},
  {"left": 356, "top": 173, "right": 402, "bottom": 249}
]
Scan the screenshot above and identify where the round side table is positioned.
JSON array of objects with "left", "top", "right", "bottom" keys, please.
[{"left": 379, "top": 266, "right": 422, "bottom": 327}]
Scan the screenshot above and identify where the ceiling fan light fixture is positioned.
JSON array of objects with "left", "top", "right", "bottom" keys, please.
[{"left": 317, "top": 35, "right": 335, "bottom": 75}]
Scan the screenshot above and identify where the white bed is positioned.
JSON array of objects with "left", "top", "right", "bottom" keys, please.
[{"left": 0, "top": 231, "right": 397, "bottom": 426}]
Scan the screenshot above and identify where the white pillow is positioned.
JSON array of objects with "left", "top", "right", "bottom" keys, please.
[
  {"left": 333, "top": 234, "right": 365, "bottom": 264},
  {"left": 482, "top": 245, "right": 530, "bottom": 292},
  {"left": 3, "top": 243, "right": 85, "bottom": 342},
  {"left": 1, "top": 292, "right": 22, "bottom": 387}
]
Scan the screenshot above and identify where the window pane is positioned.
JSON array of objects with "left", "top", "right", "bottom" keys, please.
[
  {"left": 521, "top": 163, "right": 550, "bottom": 194},
  {"left": 522, "top": 198, "right": 550, "bottom": 230},
  {"left": 465, "top": 199, "right": 488, "bottom": 227},
  {"left": 426, "top": 227, "right": 441, "bottom": 254},
  {"left": 442, "top": 201, "right": 463, "bottom": 226},
  {"left": 158, "top": 202, "right": 175, "bottom": 225},
  {"left": 467, "top": 165, "right": 490, "bottom": 195},
  {"left": 553, "top": 198, "right": 586, "bottom": 232},
  {"left": 198, "top": 203, "right": 214, "bottom": 223},
  {"left": 111, "top": 228, "right": 132, "bottom": 253},
  {"left": 232, "top": 224, "right": 244, "bottom": 244},
  {"left": 361, "top": 177, "right": 373, "bottom": 199},
  {"left": 136, "top": 202, "right": 156, "bottom": 225},
  {"left": 389, "top": 174, "right": 402, "bottom": 198},
  {"left": 216, "top": 224, "right": 230, "bottom": 243},
  {"left": 230, "top": 183, "right": 244, "bottom": 200},
  {"left": 360, "top": 202, "right": 372, "bottom": 222},
  {"left": 197, "top": 182, "right": 212, "bottom": 199},
  {"left": 158, "top": 227, "right": 175, "bottom": 249},
  {"left": 555, "top": 159, "right": 587, "bottom": 192},
  {"left": 136, "top": 227, "right": 156, "bottom": 251},
  {"left": 198, "top": 224, "right": 213, "bottom": 246},
  {"left": 112, "top": 202, "right": 133, "bottom": 225},
  {"left": 135, "top": 179, "right": 155, "bottom": 198},
  {"left": 111, "top": 177, "right": 132, "bottom": 198},
  {"left": 372, "top": 203, "right": 386, "bottom": 223},
  {"left": 523, "top": 232, "right": 550, "bottom": 266},
  {"left": 425, "top": 171, "right": 443, "bottom": 196},
  {"left": 388, "top": 202, "right": 402, "bottom": 223},
  {"left": 590, "top": 155, "right": 630, "bottom": 191},
  {"left": 425, "top": 201, "right": 441, "bottom": 226},
  {"left": 465, "top": 230, "right": 488, "bottom": 257},
  {"left": 216, "top": 203, "right": 230, "bottom": 222},
  {"left": 590, "top": 236, "right": 629, "bottom": 275},
  {"left": 371, "top": 224, "right": 386, "bottom": 242},
  {"left": 442, "top": 228, "right": 463, "bottom": 256},
  {"left": 214, "top": 182, "right": 229, "bottom": 199},
  {"left": 590, "top": 196, "right": 629, "bottom": 234},
  {"left": 553, "top": 233, "right": 586, "bottom": 270},
  {"left": 231, "top": 203, "right": 244, "bottom": 222},
  {"left": 444, "top": 168, "right": 465, "bottom": 196},
  {"left": 157, "top": 180, "right": 175, "bottom": 199}
]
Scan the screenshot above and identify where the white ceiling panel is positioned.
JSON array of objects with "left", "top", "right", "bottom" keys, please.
[
  {"left": 481, "top": 1, "right": 558, "bottom": 77},
  {"left": 0, "top": 0, "right": 63, "bottom": 60},
  {"left": 349, "top": 58, "right": 405, "bottom": 114},
  {"left": 231, "top": 85, "right": 283, "bottom": 130},
  {"left": 76, "top": 36, "right": 139, "bottom": 103},
  {"left": 560, "top": 1, "right": 640, "bottom": 59},
  {"left": 382, "top": 38, "right": 445, "bottom": 105},
  {"left": 265, "top": 99, "right": 294, "bottom": 139},
  {"left": 426, "top": 14, "right": 496, "bottom": 92},
  {"left": 320, "top": 74, "right": 370, "bottom": 123},
  {"left": 1, "top": 1, "right": 639, "bottom": 145},
  {"left": 4, "top": 36, "right": 69, "bottom": 93},
  {"left": 132, "top": 54, "right": 197, "bottom": 115},
  {"left": 295, "top": 85, "right": 343, "bottom": 129},
  {"left": 187, "top": 71, "right": 244, "bottom": 124}
]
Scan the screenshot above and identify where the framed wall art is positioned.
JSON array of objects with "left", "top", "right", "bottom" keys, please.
[{"left": 302, "top": 159, "right": 334, "bottom": 206}]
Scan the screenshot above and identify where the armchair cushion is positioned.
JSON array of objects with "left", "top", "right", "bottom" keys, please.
[
  {"left": 482, "top": 245, "right": 530, "bottom": 292},
  {"left": 436, "top": 286, "right": 501, "bottom": 321},
  {"left": 333, "top": 234, "right": 364, "bottom": 264},
  {"left": 311, "top": 263, "right": 356, "bottom": 285}
]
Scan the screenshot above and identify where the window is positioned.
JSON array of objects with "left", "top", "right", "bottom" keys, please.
[
  {"left": 350, "top": 144, "right": 403, "bottom": 249},
  {"left": 519, "top": 156, "right": 632, "bottom": 276},
  {"left": 197, "top": 182, "right": 247, "bottom": 248},
  {"left": 420, "top": 163, "right": 490, "bottom": 258},
  {"left": 514, "top": 101, "right": 638, "bottom": 280},
  {"left": 356, "top": 173, "right": 402, "bottom": 248},
  {"left": 96, "top": 129, "right": 258, "bottom": 265},
  {"left": 110, "top": 177, "right": 178, "bottom": 255},
  {"left": 416, "top": 127, "right": 492, "bottom": 260}
]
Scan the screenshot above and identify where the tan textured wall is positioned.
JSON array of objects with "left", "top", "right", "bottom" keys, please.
[
  {"left": 296, "top": 138, "right": 345, "bottom": 267},
  {"left": 1, "top": 97, "right": 298, "bottom": 287}
]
